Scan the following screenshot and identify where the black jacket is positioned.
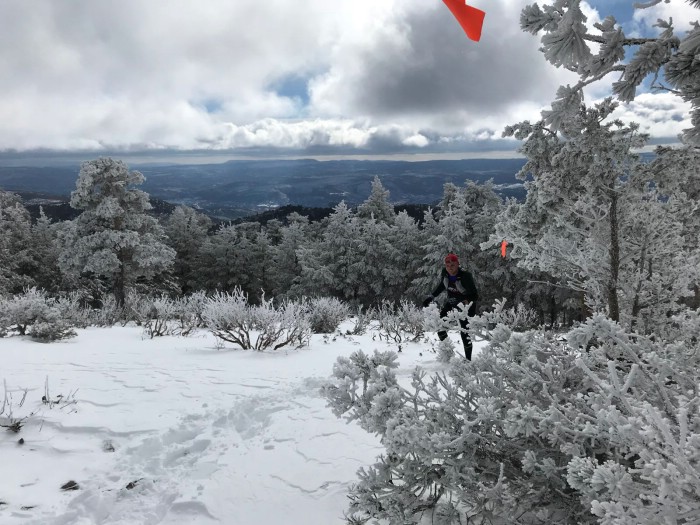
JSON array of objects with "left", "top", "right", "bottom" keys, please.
[{"left": 430, "top": 267, "right": 479, "bottom": 315}]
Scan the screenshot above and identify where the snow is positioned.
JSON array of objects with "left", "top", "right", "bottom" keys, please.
[{"left": 0, "top": 323, "right": 482, "bottom": 524}]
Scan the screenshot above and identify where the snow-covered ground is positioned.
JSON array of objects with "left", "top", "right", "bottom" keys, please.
[{"left": 0, "top": 323, "right": 482, "bottom": 525}]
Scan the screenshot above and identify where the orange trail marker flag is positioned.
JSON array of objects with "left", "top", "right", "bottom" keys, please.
[
  {"left": 500, "top": 240, "right": 507, "bottom": 258},
  {"left": 442, "top": 0, "right": 486, "bottom": 42}
]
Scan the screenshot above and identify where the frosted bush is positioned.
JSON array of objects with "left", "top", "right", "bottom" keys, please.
[
  {"left": 0, "top": 379, "right": 30, "bottom": 433},
  {"left": 30, "top": 314, "right": 77, "bottom": 342},
  {"left": 141, "top": 292, "right": 210, "bottom": 338},
  {"left": 172, "top": 291, "right": 208, "bottom": 336},
  {"left": 87, "top": 295, "right": 123, "bottom": 327},
  {"left": 306, "top": 297, "right": 350, "bottom": 333},
  {"left": 397, "top": 300, "right": 425, "bottom": 338},
  {"left": 0, "top": 288, "right": 75, "bottom": 342},
  {"left": 376, "top": 300, "right": 424, "bottom": 343},
  {"left": 320, "top": 349, "right": 400, "bottom": 433},
  {"left": 436, "top": 338, "right": 456, "bottom": 364},
  {"left": 422, "top": 299, "right": 473, "bottom": 339},
  {"left": 671, "top": 308, "right": 700, "bottom": 342},
  {"left": 0, "top": 288, "right": 49, "bottom": 336},
  {"left": 123, "top": 291, "right": 156, "bottom": 326},
  {"left": 322, "top": 313, "right": 700, "bottom": 524},
  {"left": 203, "top": 289, "right": 311, "bottom": 351},
  {"left": 468, "top": 298, "right": 533, "bottom": 336},
  {"left": 347, "top": 305, "right": 374, "bottom": 336},
  {"left": 498, "top": 302, "right": 540, "bottom": 331},
  {"left": 142, "top": 296, "right": 179, "bottom": 338},
  {"left": 0, "top": 297, "right": 12, "bottom": 338},
  {"left": 55, "top": 291, "right": 91, "bottom": 329}
]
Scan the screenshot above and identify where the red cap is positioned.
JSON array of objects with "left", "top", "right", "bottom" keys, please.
[{"left": 444, "top": 253, "right": 459, "bottom": 264}]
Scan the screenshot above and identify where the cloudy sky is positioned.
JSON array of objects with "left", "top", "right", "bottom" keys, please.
[{"left": 0, "top": 0, "right": 696, "bottom": 160}]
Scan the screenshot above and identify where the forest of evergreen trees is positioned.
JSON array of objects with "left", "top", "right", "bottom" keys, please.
[
  {"left": 0, "top": 156, "right": 591, "bottom": 329},
  {"left": 3, "top": 115, "right": 698, "bottom": 334}
]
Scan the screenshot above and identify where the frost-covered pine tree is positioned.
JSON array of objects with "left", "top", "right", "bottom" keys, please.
[
  {"left": 416, "top": 187, "right": 476, "bottom": 293},
  {"left": 349, "top": 216, "right": 398, "bottom": 306},
  {"left": 59, "top": 158, "right": 176, "bottom": 306},
  {"left": 457, "top": 181, "right": 516, "bottom": 308},
  {"left": 495, "top": 100, "right": 694, "bottom": 330},
  {"left": 521, "top": 0, "right": 700, "bottom": 145},
  {"left": 357, "top": 176, "right": 396, "bottom": 225},
  {"left": 386, "top": 211, "right": 426, "bottom": 303},
  {"left": 432, "top": 181, "right": 460, "bottom": 221},
  {"left": 198, "top": 221, "right": 269, "bottom": 300},
  {"left": 643, "top": 146, "right": 700, "bottom": 311},
  {"left": 340, "top": 179, "right": 425, "bottom": 306},
  {"left": 409, "top": 207, "right": 443, "bottom": 299},
  {"left": 510, "top": 0, "right": 700, "bottom": 327},
  {"left": 29, "top": 208, "right": 63, "bottom": 293},
  {"left": 0, "top": 191, "right": 37, "bottom": 295},
  {"left": 268, "top": 213, "right": 311, "bottom": 299},
  {"left": 296, "top": 201, "right": 361, "bottom": 302},
  {"left": 162, "top": 205, "right": 212, "bottom": 294}
]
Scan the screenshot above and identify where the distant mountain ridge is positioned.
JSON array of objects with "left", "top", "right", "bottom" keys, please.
[{"left": 0, "top": 158, "right": 527, "bottom": 219}]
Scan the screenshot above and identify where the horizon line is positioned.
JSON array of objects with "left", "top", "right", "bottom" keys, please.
[{"left": 0, "top": 143, "right": 674, "bottom": 166}]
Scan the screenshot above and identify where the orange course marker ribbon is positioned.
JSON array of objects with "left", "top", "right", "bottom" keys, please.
[
  {"left": 500, "top": 240, "right": 507, "bottom": 258},
  {"left": 442, "top": 0, "right": 486, "bottom": 42}
]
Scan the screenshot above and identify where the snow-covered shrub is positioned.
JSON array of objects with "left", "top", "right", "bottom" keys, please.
[
  {"left": 0, "top": 380, "right": 30, "bottom": 433},
  {"left": 496, "top": 301, "right": 540, "bottom": 331},
  {"left": 30, "top": 314, "right": 77, "bottom": 342},
  {"left": 422, "top": 299, "right": 475, "bottom": 341},
  {"left": 347, "top": 305, "right": 374, "bottom": 336},
  {"left": 306, "top": 297, "right": 350, "bottom": 333},
  {"left": 142, "top": 296, "right": 179, "bottom": 338},
  {"left": 0, "top": 288, "right": 47, "bottom": 336},
  {"left": 320, "top": 349, "right": 400, "bottom": 432},
  {"left": 138, "top": 292, "right": 209, "bottom": 338},
  {"left": 670, "top": 307, "right": 700, "bottom": 342},
  {"left": 467, "top": 298, "right": 539, "bottom": 336},
  {"left": 55, "top": 291, "right": 91, "bottom": 329},
  {"left": 0, "top": 297, "right": 8, "bottom": 338},
  {"left": 0, "top": 288, "right": 76, "bottom": 342},
  {"left": 436, "top": 338, "right": 456, "bottom": 364},
  {"left": 203, "top": 289, "right": 311, "bottom": 351},
  {"left": 322, "top": 313, "right": 700, "bottom": 524},
  {"left": 398, "top": 301, "right": 425, "bottom": 339},
  {"left": 86, "top": 295, "right": 123, "bottom": 327},
  {"left": 2, "top": 378, "right": 78, "bottom": 433},
  {"left": 123, "top": 291, "right": 156, "bottom": 326},
  {"left": 172, "top": 291, "right": 208, "bottom": 336},
  {"left": 376, "top": 300, "right": 424, "bottom": 343}
]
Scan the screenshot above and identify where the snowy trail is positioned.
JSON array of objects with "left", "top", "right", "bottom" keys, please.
[{"left": 0, "top": 326, "right": 397, "bottom": 525}]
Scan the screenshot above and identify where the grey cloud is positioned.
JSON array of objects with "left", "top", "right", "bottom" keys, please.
[
  {"left": 0, "top": 0, "right": 688, "bottom": 155},
  {"left": 316, "top": 2, "right": 572, "bottom": 121}
]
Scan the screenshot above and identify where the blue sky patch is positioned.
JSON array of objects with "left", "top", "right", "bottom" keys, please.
[
  {"left": 197, "top": 98, "right": 223, "bottom": 114},
  {"left": 586, "top": 0, "right": 633, "bottom": 25},
  {"left": 270, "top": 73, "right": 311, "bottom": 107}
]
